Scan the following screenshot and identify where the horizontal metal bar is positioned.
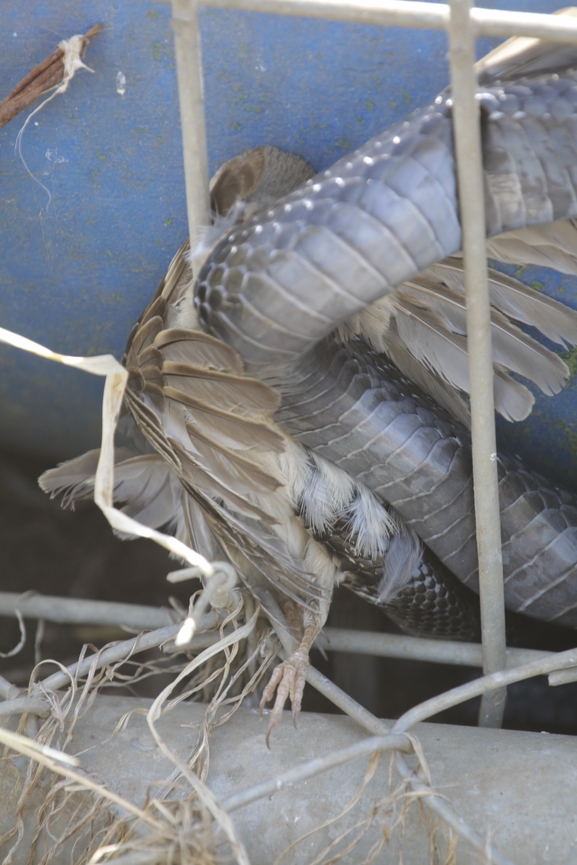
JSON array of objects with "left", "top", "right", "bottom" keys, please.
[
  {"left": 549, "top": 665, "right": 577, "bottom": 686},
  {"left": 0, "top": 592, "right": 552, "bottom": 668},
  {"left": 394, "top": 644, "right": 577, "bottom": 732},
  {"left": 473, "top": 6, "right": 577, "bottom": 41},
  {"left": 0, "top": 592, "right": 553, "bottom": 669},
  {"left": 321, "top": 628, "right": 550, "bottom": 668},
  {"left": 168, "top": 0, "right": 577, "bottom": 44},
  {"left": 174, "top": 0, "right": 449, "bottom": 29},
  {"left": 0, "top": 591, "right": 176, "bottom": 630},
  {"left": 0, "top": 697, "right": 52, "bottom": 719}
]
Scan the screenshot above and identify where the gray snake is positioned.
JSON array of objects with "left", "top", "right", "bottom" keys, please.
[{"left": 195, "top": 65, "right": 577, "bottom": 631}]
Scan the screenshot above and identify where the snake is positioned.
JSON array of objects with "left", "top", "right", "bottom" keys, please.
[{"left": 193, "top": 49, "right": 577, "bottom": 638}]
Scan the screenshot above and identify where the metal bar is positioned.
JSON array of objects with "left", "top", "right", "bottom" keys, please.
[
  {"left": 0, "top": 697, "right": 52, "bottom": 719},
  {"left": 548, "top": 665, "right": 577, "bottom": 686},
  {"left": 171, "top": 0, "right": 211, "bottom": 245},
  {"left": 38, "top": 621, "right": 212, "bottom": 693},
  {"left": 0, "top": 674, "right": 19, "bottom": 700},
  {"left": 321, "top": 628, "right": 550, "bottom": 668},
  {"left": 447, "top": 0, "right": 507, "bottom": 729},
  {"left": 0, "top": 592, "right": 176, "bottom": 630},
  {"left": 0, "top": 593, "right": 552, "bottom": 668},
  {"left": 165, "top": 0, "right": 577, "bottom": 44},
  {"left": 393, "top": 644, "right": 577, "bottom": 731},
  {"left": 172, "top": 0, "right": 450, "bottom": 28},
  {"left": 471, "top": 6, "right": 577, "bottom": 40}
]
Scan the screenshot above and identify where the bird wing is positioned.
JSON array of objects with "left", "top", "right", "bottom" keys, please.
[
  {"left": 122, "top": 250, "right": 329, "bottom": 603},
  {"left": 341, "top": 259, "right": 577, "bottom": 425}
]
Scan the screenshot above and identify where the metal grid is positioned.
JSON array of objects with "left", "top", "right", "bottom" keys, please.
[{"left": 163, "top": 0, "right": 577, "bottom": 729}]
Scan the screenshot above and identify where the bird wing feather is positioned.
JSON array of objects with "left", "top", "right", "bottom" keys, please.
[
  {"left": 398, "top": 277, "right": 570, "bottom": 394},
  {"left": 390, "top": 299, "right": 536, "bottom": 421},
  {"left": 486, "top": 222, "right": 577, "bottom": 280},
  {"left": 424, "top": 258, "right": 577, "bottom": 346}
]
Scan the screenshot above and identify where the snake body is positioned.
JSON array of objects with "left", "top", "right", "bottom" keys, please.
[{"left": 195, "top": 67, "right": 577, "bottom": 628}]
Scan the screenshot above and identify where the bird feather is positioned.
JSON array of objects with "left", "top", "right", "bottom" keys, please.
[
  {"left": 397, "top": 278, "right": 570, "bottom": 395},
  {"left": 185, "top": 422, "right": 282, "bottom": 494},
  {"left": 391, "top": 300, "right": 536, "bottom": 421},
  {"left": 475, "top": 8, "right": 577, "bottom": 84},
  {"left": 155, "top": 328, "right": 244, "bottom": 374},
  {"left": 162, "top": 362, "right": 281, "bottom": 414},
  {"left": 164, "top": 385, "right": 285, "bottom": 452},
  {"left": 424, "top": 258, "right": 577, "bottom": 346},
  {"left": 382, "top": 331, "right": 473, "bottom": 427},
  {"left": 486, "top": 222, "right": 577, "bottom": 280}
]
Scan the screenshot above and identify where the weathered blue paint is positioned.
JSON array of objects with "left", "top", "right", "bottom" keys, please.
[{"left": 1, "top": 0, "right": 577, "bottom": 489}]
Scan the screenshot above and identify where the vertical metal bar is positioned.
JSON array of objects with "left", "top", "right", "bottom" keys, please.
[
  {"left": 446, "top": 0, "right": 507, "bottom": 728},
  {"left": 170, "top": 0, "right": 211, "bottom": 245}
]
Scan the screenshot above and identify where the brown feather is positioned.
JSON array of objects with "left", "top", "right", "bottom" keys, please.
[
  {"left": 162, "top": 362, "right": 281, "bottom": 414},
  {"left": 424, "top": 258, "right": 577, "bottom": 346},
  {"left": 476, "top": 8, "right": 577, "bottom": 84},
  {"left": 155, "top": 328, "right": 244, "bottom": 374},
  {"left": 185, "top": 422, "right": 282, "bottom": 494},
  {"left": 169, "top": 438, "right": 276, "bottom": 522},
  {"left": 485, "top": 223, "right": 577, "bottom": 281},
  {"left": 396, "top": 278, "right": 570, "bottom": 395},
  {"left": 384, "top": 332, "right": 472, "bottom": 427},
  {"left": 138, "top": 345, "right": 163, "bottom": 366},
  {"left": 164, "top": 385, "right": 285, "bottom": 452},
  {"left": 124, "top": 393, "right": 181, "bottom": 471},
  {"left": 138, "top": 295, "right": 166, "bottom": 329},
  {"left": 129, "top": 315, "right": 164, "bottom": 359},
  {"left": 179, "top": 479, "right": 322, "bottom": 604},
  {"left": 391, "top": 301, "right": 535, "bottom": 421},
  {"left": 210, "top": 148, "right": 267, "bottom": 216}
]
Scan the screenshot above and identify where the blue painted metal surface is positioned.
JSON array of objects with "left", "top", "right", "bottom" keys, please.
[{"left": 1, "top": 0, "right": 577, "bottom": 489}]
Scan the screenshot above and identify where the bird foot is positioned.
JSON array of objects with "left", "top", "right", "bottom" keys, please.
[{"left": 260, "top": 648, "right": 310, "bottom": 747}]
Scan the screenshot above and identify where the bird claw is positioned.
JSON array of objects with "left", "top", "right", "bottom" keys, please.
[{"left": 260, "top": 649, "right": 310, "bottom": 747}]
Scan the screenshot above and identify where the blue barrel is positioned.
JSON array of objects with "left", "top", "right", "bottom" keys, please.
[{"left": 1, "top": 0, "right": 576, "bottom": 489}]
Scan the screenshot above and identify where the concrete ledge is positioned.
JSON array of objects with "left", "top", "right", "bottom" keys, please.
[{"left": 0, "top": 696, "right": 574, "bottom": 863}]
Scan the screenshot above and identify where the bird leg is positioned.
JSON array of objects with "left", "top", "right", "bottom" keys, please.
[
  {"left": 278, "top": 597, "right": 305, "bottom": 642},
  {"left": 260, "top": 620, "right": 318, "bottom": 747}
]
